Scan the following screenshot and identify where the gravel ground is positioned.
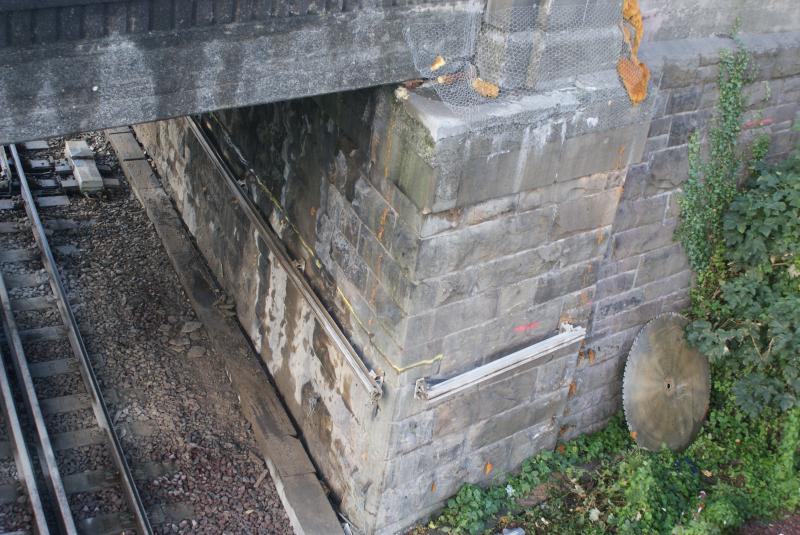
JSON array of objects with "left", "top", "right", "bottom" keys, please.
[
  {"left": 741, "top": 515, "right": 800, "bottom": 535},
  {"left": 1, "top": 133, "right": 294, "bottom": 534}
]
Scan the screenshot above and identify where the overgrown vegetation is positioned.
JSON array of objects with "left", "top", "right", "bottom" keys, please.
[{"left": 413, "top": 40, "right": 800, "bottom": 535}]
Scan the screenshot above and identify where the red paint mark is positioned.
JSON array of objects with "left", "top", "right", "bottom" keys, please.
[
  {"left": 513, "top": 321, "right": 540, "bottom": 333},
  {"left": 743, "top": 117, "right": 774, "bottom": 130}
]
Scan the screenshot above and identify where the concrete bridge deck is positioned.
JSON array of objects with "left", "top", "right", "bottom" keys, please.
[{"left": 0, "top": 0, "right": 475, "bottom": 144}]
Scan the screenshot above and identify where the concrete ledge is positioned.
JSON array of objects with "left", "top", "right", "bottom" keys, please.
[{"left": 109, "top": 127, "right": 344, "bottom": 535}]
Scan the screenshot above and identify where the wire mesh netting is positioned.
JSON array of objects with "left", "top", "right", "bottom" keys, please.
[{"left": 405, "top": 0, "right": 657, "bottom": 127}]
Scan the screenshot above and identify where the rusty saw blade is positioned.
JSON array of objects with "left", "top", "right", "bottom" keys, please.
[{"left": 623, "top": 313, "right": 710, "bottom": 451}]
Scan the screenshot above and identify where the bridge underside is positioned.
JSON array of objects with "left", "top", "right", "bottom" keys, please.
[{"left": 0, "top": 1, "right": 472, "bottom": 144}]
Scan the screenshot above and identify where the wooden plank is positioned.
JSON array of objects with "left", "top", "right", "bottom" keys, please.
[
  {"left": 0, "top": 200, "right": 15, "bottom": 210},
  {"left": 107, "top": 132, "right": 147, "bottom": 162},
  {"left": 0, "top": 222, "right": 18, "bottom": 233}
]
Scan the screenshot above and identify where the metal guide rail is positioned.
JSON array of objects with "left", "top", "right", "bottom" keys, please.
[{"left": 0, "top": 144, "right": 152, "bottom": 534}]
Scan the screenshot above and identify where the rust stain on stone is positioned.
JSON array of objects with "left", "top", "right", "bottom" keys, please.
[
  {"left": 376, "top": 207, "right": 390, "bottom": 243},
  {"left": 568, "top": 381, "right": 577, "bottom": 398},
  {"left": 383, "top": 117, "right": 395, "bottom": 179},
  {"left": 312, "top": 322, "right": 337, "bottom": 391}
]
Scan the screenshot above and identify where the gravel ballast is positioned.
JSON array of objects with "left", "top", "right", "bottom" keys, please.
[{"left": 5, "top": 132, "right": 294, "bottom": 534}]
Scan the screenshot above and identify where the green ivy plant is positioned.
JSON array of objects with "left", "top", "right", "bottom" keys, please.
[
  {"left": 675, "top": 41, "right": 752, "bottom": 317},
  {"left": 687, "top": 151, "right": 800, "bottom": 416}
]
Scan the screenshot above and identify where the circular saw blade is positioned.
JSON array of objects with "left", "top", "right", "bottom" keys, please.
[{"left": 623, "top": 313, "right": 710, "bottom": 452}]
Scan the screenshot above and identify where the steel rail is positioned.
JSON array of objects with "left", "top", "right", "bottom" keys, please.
[
  {"left": 0, "top": 149, "right": 51, "bottom": 534},
  {"left": 0, "top": 240, "right": 75, "bottom": 533},
  {"left": 0, "top": 343, "right": 51, "bottom": 535},
  {"left": 8, "top": 144, "right": 153, "bottom": 535},
  {"left": 186, "top": 116, "right": 385, "bottom": 403}
]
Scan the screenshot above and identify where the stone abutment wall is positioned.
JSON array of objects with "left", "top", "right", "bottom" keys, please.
[{"left": 135, "top": 18, "right": 800, "bottom": 535}]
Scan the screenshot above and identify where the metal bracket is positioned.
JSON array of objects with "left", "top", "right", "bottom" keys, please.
[{"left": 414, "top": 324, "right": 586, "bottom": 403}]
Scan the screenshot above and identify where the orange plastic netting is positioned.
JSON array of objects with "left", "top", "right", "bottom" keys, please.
[{"left": 618, "top": 0, "right": 649, "bottom": 104}]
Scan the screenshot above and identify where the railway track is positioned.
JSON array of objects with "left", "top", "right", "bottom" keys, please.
[{"left": 0, "top": 143, "right": 152, "bottom": 535}]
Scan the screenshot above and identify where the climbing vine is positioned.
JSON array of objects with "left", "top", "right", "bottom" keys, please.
[{"left": 675, "top": 41, "right": 753, "bottom": 317}]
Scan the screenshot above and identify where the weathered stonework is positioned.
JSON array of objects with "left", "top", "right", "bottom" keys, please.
[{"left": 135, "top": 19, "right": 800, "bottom": 535}]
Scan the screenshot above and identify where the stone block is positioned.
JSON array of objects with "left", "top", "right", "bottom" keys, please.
[
  {"left": 431, "top": 386, "right": 483, "bottom": 438},
  {"left": 414, "top": 207, "right": 554, "bottom": 279},
  {"left": 660, "top": 56, "right": 701, "bottom": 89},
  {"left": 566, "top": 379, "right": 618, "bottom": 415},
  {"left": 666, "top": 86, "right": 702, "bottom": 115},
  {"left": 331, "top": 230, "right": 369, "bottom": 291},
  {"left": 387, "top": 412, "right": 436, "bottom": 457},
  {"left": 550, "top": 188, "right": 621, "bottom": 240},
  {"left": 65, "top": 139, "right": 104, "bottom": 193},
  {"left": 507, "top": 419, "right": 558, "bottom": 469},
  {"left": 661, "top": 290, "right": 691, "bottom": 314},
  {"left": 431, "top": 290, "right": 499, "bottom": 341},
  {"left": 641, "top": 269, "right": 692, "bottom": 302},
  {"left": 498, "top": 276, "right": 540, "bottom": 316},
  {"left": 559, "top": 286, "right": 595, "bottom": 324},
  {"left": 591, "top": 299, "right": 663, "bottom": 338},
  {"left": 699, "top": 84, "right": 720, "bottom": 110},
  {"left": 479, "top": 364, "right": 540, "bottom": 419},
  {"left": 612, "top": 219, "right": 678, "bottom": 260},
  {"left": 381, "top": 132, "right": 438, "bottom": 213},
  {"left": 534, "top": 353, "right": 575, "bottom": 396},
  {"left": 457, "top": 131, "right": 526, "bottom": 206},
  {"left": 464, "top": 438, "right": 513, "bottom": 483},
  {"left": 595, "top": 288, "right": 645, "bottom": 318},
  {"left": 462, "top": 196, "right": 517, "bottom": 227},
  {"left": 585, "top": 325, "right": 640, "bottom": 366},
  {"left": 551, "top": 227, "right": 610, "bottom": 271},
  {"left": 594, "top": 271, "right": 636, "bottom": 301},
  {"left": 468, "top": 388, "right": 568, "bottom": 449},
  {"left": 518, "top": 122, "right": 565, "bottom": 191},
  {"left": 648, "top": 116, "right": 672, "bottom": 138},
  {"left": 619, "top": 162, "right": 651, "bottom": 202},
  {"left": 574, "top": 353, "right": 625, "bottom": 392},
  {"left": 64, "top": 139, "right": 94, "bottom": 159},
  {"left": 71, "top": 159, "right": 105, "bottom": 193},
  {"left": 612, "top": 195, "right": 668, "bottom": 233},
  {"left": 438, "top": 298, "right": 563, "bottom": 377},
  {"left": 665, "top": 192, "right": 681, "bottom": 219},
  {"left": 382, "top": 434, "right": 466, "bottom": 487},
  {"left": 535, "top": 260, "right": 598, "bottom": 305},
  {"left": 364, "top": 273, "right": 405, "bottom": 328},
  {"left": 635, "top": 243, "right": 689, "bottom": 286},
  {"left": 644, "top": 135, "right": 669, "bottom": 157},
  {"left": 669, "top": 109, "right": 711, "bottom": 147},
  {"left": 556, "top": 123, "right": 644, "bottom": 183},
  {"left": 352, "top": 177, "right": 396, "bottom": 247}
]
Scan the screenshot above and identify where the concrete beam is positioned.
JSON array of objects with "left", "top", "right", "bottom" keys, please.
[{"left": 0, "top": 4, "right": 475, "bottom": 144}]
